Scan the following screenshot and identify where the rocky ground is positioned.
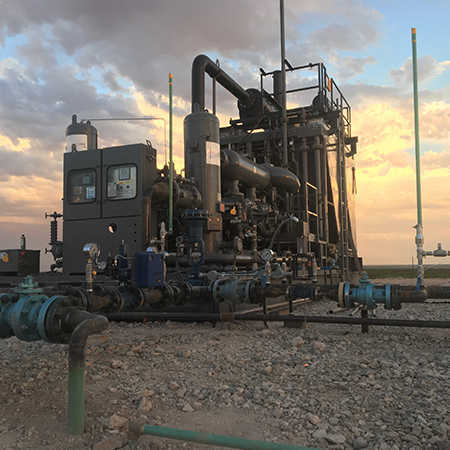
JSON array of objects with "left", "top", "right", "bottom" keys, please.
[{"left": 1, "top": 278, "right": 450, "bottom": 450}]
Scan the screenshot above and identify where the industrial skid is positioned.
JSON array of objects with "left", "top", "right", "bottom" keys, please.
[{"left": 1, "top": 55, "right": 362, "bottom": 314}]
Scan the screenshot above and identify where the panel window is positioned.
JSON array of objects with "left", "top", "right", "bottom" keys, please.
[
  {"left": 107, "top": 164, "right": 137, "bottom": 200},
  {"left": 67, "top": 169, "right": 96, "bottom": 204}
]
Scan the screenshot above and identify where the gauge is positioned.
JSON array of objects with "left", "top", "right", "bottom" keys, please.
[
  {"left": 260, "top": 248, "right": 274, "bottom": 262},
  {"left": 83, "top": 243, "right": 101, "bottom": 259},
  {"left": 98, "top": 261, "right": 107, "bottom": 270}
]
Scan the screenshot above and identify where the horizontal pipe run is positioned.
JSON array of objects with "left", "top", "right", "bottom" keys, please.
[
  {"left": 128, "top": 422, "right": 322, "bottom": 449},
  {"left": 166, "top": 254, "right": 255, "bottom": 267},
  {"left": 104, "top": 312, "right": 450, "bottom": 329}
]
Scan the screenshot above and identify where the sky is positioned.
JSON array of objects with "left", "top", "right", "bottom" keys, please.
[{"left": 1, "top": 0, "right": 450, "bottom": 268}]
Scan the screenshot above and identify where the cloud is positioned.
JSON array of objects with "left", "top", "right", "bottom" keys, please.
[
  {"left": 310, "top": 22, "right": 381, "bottom": 52},
  {"left": 329, "top": 53, "right": 377, "bottom": 81},
  {"left": 0, "top": 57, "right": 28, "bottom": 79},
  {"left": 389, "top": 55, "right": 450, "bottom": 87}
]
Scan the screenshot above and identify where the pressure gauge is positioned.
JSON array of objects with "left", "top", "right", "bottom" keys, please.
[
  {"left": 83, "top": 243, "right": 101, "bottom": 259},
  {"left": 260, "top": 248, "right": 274, "bottom": 262},
  {"left": 98, "top": 261, "right": 107, "bottom": 270}
]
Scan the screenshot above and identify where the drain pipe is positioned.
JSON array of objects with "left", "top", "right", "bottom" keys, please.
[
  {"left": 67, "top": 311, "right": 109, "bottom": 435},
  {"left": 128, "top": 421, "right": 322, "bottom": 449}
]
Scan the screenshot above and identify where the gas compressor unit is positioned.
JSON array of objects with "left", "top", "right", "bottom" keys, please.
[{"left": 0, "top": 54, "right": 363, "bottom": 314}]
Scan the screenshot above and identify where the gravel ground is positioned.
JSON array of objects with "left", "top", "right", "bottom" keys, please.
[{"left": 0, "top": 278, "right": 450, "bottom": 450}]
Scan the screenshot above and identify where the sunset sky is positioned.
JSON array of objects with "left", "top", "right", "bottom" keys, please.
[{"left": 1, "top": 0, "right": 450, "bottom": 267}]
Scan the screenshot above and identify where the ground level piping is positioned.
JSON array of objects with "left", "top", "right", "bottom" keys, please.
[
  {"left": 104, "top": 311, "right": 450, "bottom": 329},
  {"left": 128, "top": 421, "right": 323, "bottom": 449}
]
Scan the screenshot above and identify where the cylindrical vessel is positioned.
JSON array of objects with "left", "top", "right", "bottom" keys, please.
[
  {"left": 273, "top": 70, "right": 284, "bottom": 105},
  {"left": 221, "top": 149, "right": 270, "bottom": 189},
  {"left": 184, "top": 109, "right": 221, "bottom": 253},
  {"left": 65, "top": 114, "right": 98, "bottom": 152},
  {"left": 261, "top": 163, "right": 301, "bottom": 193}
]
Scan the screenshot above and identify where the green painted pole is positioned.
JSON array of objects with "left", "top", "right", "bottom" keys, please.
[
  {"left": 411, "top": 27, "right": 422, "bottom": 227},
  {"left": 169, "top": 73, "right": 174, "bottom": 233},
  {"left": 67, "top": 366, "right": 85, "bottom": 434},
  {"left": 135, "top": 423, "right": 322, "bottom": 450}
]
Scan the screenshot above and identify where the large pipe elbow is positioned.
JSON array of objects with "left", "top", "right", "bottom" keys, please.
[{"left": 192, "top": 54, "right": 252, "bottom": 112}]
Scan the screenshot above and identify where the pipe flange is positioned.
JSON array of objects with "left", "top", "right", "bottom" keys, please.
[
  {"left": 385, "top": 284, "right": 391, "bottom": 310},
  {"left": 42, "top": 296, "right": 84, "bottom": 344},
  {"left": 0, "top": 294, "right": 18, "bottom": 339},
  {"left": 99, "top": 289, "right": 123, "bottom": 314},
  {"left": 169, "top": 281, "right": 192, "bottom": 306},
  {"left": 148, "top": 284, "right": 174, "bottom": 310},
  {"left": 343, "top": 283, "right": 352, "bottom": 309},
  {"left": 245, "top": 280, "right": 253, "bottom": 304},
  {"left": 37, "top": 295, "right": 66, "bottom": 343},
  {"left": 10, "top": 294, "right": 48, "bottom": 341},
  {"left": 338, "top": 282, "right": 346, "bottom": 308}
]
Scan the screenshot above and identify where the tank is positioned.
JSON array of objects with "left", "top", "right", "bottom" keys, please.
[
  {"left": 184, "top": 107, "right": 221, "bottom": 253},
  {"left": 221, "top": 148, "right": 270, "bottom": 189},
  {"left": 65, "top": 114, "right": 98, "bottom": 152}
]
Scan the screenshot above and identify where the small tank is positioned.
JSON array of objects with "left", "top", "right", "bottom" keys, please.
[{"left": 65, "top": 114, "right": 98, "bottom": 152}]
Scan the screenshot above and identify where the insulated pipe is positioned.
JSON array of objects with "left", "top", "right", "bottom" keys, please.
[
  {"left": 67, "top": 312, "right": 109, "bottom": 435},
  {"left": 191, "top": 55, "right": 252, "bottom": 112},
  {"left": 128, "top": 421, "right": 322, "bottom": 449}
]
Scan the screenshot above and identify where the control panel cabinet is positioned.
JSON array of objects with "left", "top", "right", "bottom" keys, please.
[{"left": 63, "top": 143, "right": 157, "bottom": 275}]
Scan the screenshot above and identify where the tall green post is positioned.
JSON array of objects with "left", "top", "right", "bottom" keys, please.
[
  {"left": 411, "top": 27, "right": 422, "bottom": 227},
  {"left": 169, "top": 73, "right": 174, "bottom": 233},
  {"left": 411, "top": 28, "right": 424, "bottom": 282}
]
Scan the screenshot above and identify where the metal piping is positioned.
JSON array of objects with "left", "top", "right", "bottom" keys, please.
[
  {"left": 166, "top": 254, "right": 256, "bottom": 267},
  {"left": 169, "top": 73, "right": 174, "bottom": 233},
  {"left": 104, "top": 311, "right": 450, "bottom": 330},
  {"left": 67, "top": 312, "right": 109, "bottom": 435},
  {"left": 128, "top": 421, "right": 322, "bottom": 449},
  {"left": 412, "top": 28, "right": 425, "bottom": 284},
  {"left": 191, "top": 55, "right": 252, "bottom": 112},
  {"left": 280, "top": 0, "right": 288, "bottom": 169},
  {"left": 269, "top": 216, "right": 300, "bottom": 250}
]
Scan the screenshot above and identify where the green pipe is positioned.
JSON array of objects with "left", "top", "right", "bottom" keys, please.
[
  {"left": 67, "top": 314, "right": 109, "bottom": 435},
  {"left": 129, "top": 422, "right": 323, "bottom": 450},
  {"left": 67, "top": 366, "right": 85, "bottom": 435},
  {"left": 411, "top": 27, "right": 422, "bottom": 227},
  {"left": 169, "top": 73, "right": 174, "bottom": 233}
]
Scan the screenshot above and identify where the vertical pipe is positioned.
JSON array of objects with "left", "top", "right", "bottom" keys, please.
[
  {"left": 169, "top": 73, "right": 174, "bottom": 233},
  {"left": 412, "top": 28, "right": 424, "bottom": 283},
  {"left": 411, "top": 28, "right": 422, "bottom": 228},
  {"left": 280, "top": 0, "right": 288, "bottom": 168},
  {"left": 67, "top": 314, "right": 109, "bottom": 435}
]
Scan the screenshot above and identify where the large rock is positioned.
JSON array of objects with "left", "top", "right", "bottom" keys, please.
[
  {"left": 109, "top": 414, "right": 129, "bottom": 430},
  {"left": 292, "top": 337, "right": 305, "bottom": 348},
  {"left": 353, "top": 437, "right": 368, "bottom": 449}
]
